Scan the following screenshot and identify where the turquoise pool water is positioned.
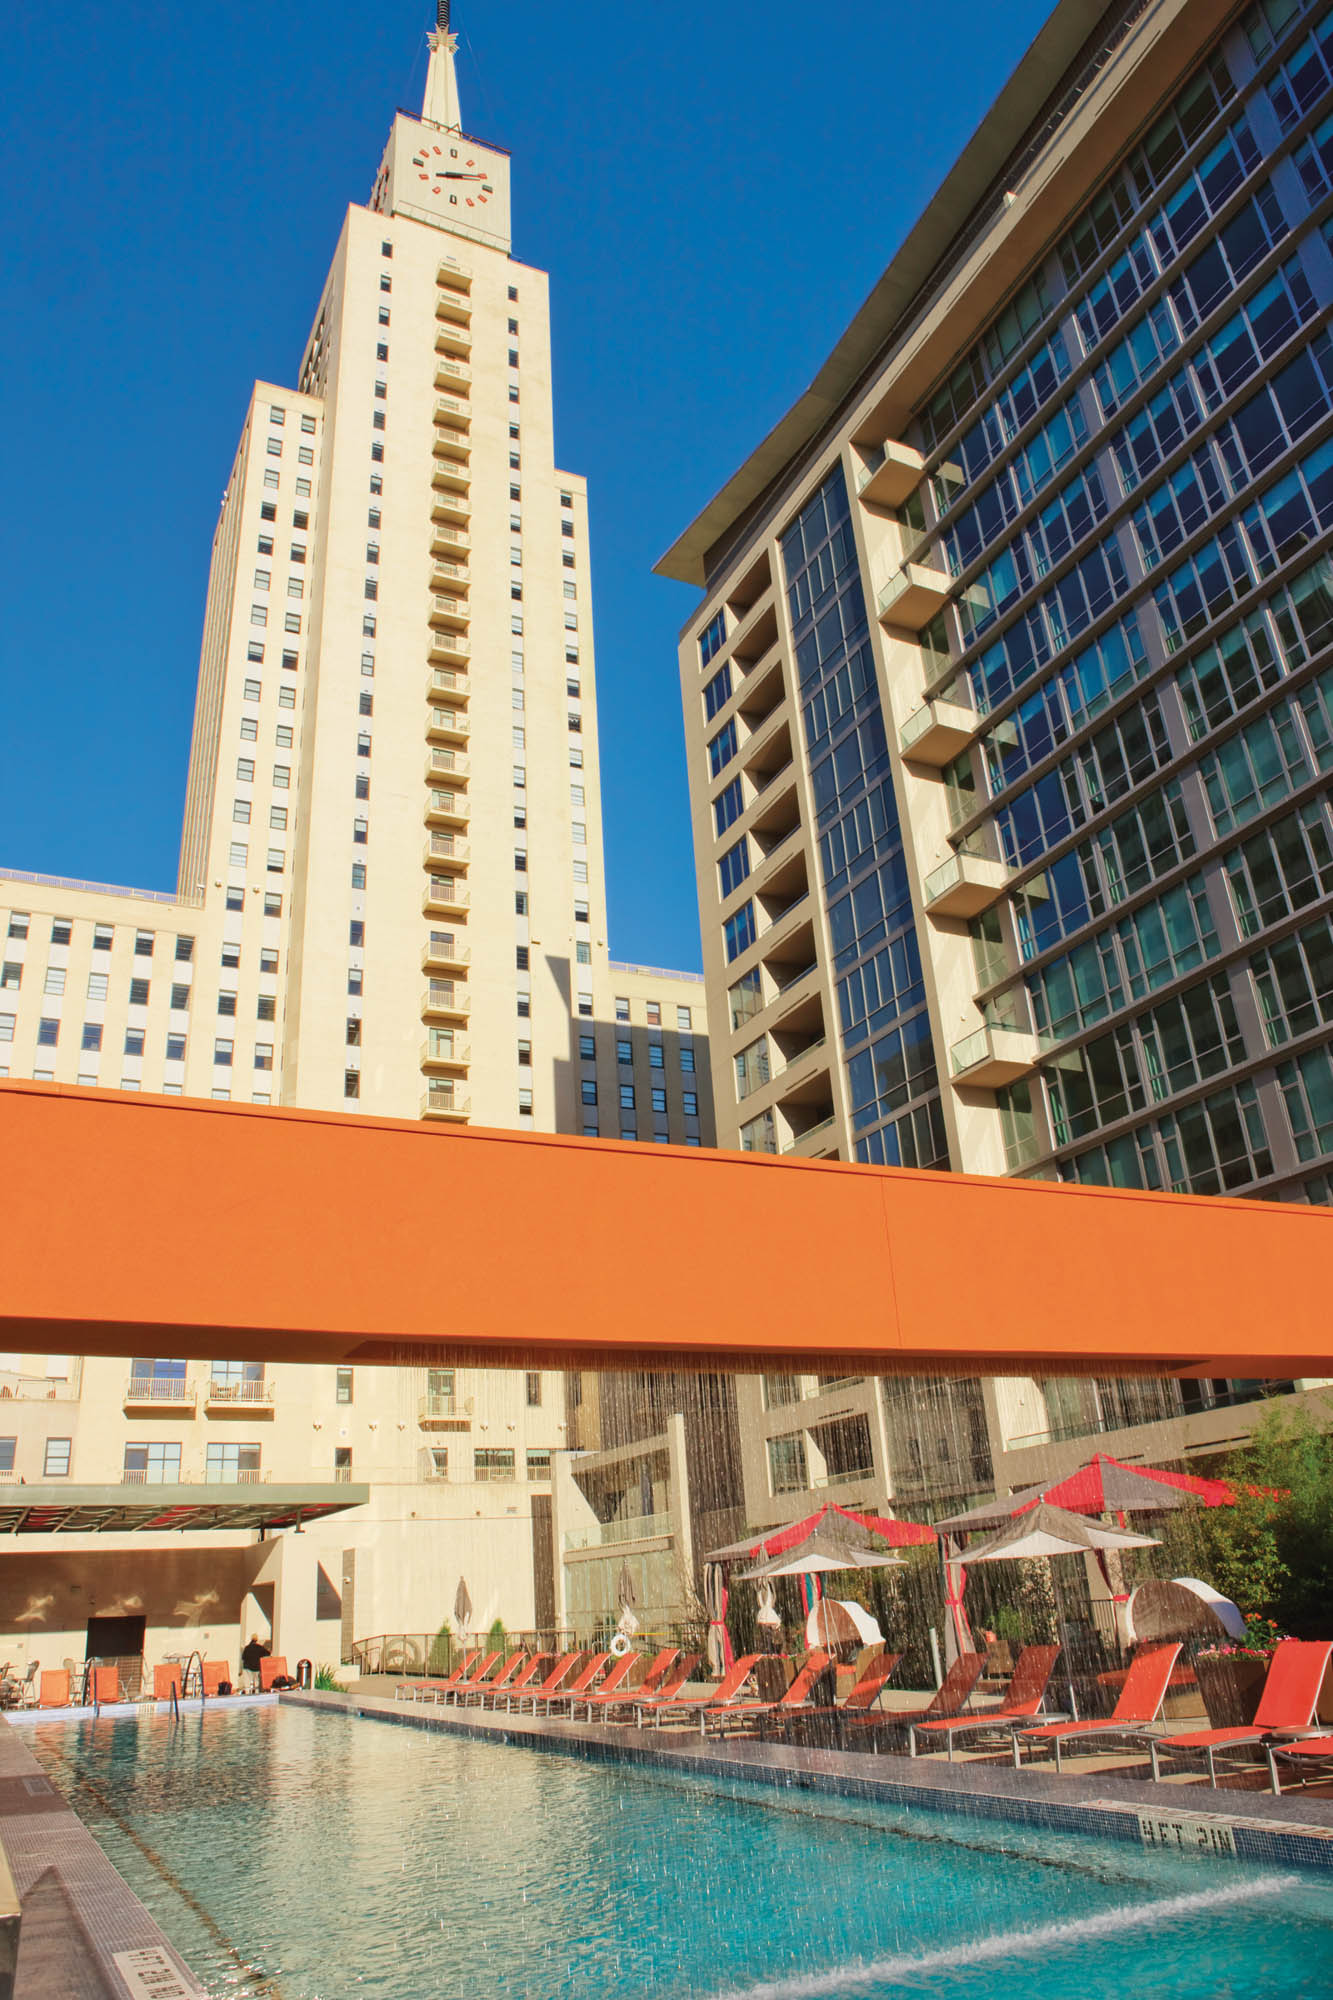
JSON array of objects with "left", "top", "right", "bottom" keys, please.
[{"left": 27, "top": 1706, "right": 1333, "bottom": 1999}]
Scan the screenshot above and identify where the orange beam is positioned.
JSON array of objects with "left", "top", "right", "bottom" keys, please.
[{"left": 2, "top": 1081, "right": 1330, "bottom": 1375}]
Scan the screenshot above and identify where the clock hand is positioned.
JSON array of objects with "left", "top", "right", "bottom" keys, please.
[{"left": 441, "top": 171, "right": 485, "bottom": 180}]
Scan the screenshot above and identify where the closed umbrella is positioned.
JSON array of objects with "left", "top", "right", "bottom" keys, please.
[
  {"left": 453, "top": 1575, "right": 472, "bottom": 1638},
  {"left": 615, "top": 1561, "right": 637, "bottom": 1611},
  {"left": 702, "top": 1562, "right": 733, "bottom": 1675}
]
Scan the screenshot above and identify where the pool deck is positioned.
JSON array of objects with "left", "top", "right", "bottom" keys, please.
[
  {"left": 292, "top": 1686, "right": 1333, "bottom": 1878},
  {"left": 0, "top": 1697, "right": 275, "bottom": 1999}
]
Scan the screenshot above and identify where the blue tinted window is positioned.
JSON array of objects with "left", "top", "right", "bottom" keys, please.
[
  {"left": 703, "top": 663, "right": 732, "bottom": 720},
  {"left": 719, "top": 837, "right": 751, "bottom": 898},
  {"left": 723, "top": 901, "right": 757, "bottom": 962},
  {"left": 708, "top": 718, "right": 737, "bottom": 777},
  {"left": 699, "top": 610, "right": 726, "bottom": 666},
  {"left": 714, "top": 778, "right": 743, "bottom": 835}
]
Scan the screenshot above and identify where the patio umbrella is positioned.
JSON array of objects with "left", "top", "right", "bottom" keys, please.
[
  {"left": 934, "top": 1453, "right": 1235, "bottom": 1533},
  {"left": 704, "top": 1501, "right": 935, "bottom": 1564},
  {"left": 453, "top": 1575, "right": 472, "bottom": 1636},
  {"left": 806, "top": 1596, "right": 883, "bottom": 1650},
  {"left": 615, "top": 1561, "right": 637, "bottom": 1611},
  {"left": 734, "top": 1530, "right": 905, "bottom": 1580},
  {"left": 702, "top": 1562, "right": 733, "bottom": 1675},
  {"left": 965, "top": 1503, "right": 1159, "bottom": 1563},
  {"left": 1125, "top": 1577, "right": 1245, "bottom": 1645}
]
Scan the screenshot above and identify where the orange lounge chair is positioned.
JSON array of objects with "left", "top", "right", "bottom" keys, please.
[
  {"left": 1149, "top": 1638, "right": 1333, "bottom": 1786},
  {"left": 1265, "top": 1733, "right": 1333, "bottom": 1792},
  {"left": 452, "top": 1653, "right": 527, "bottom": 1706},
  {"left": 88, "top": 1666, "right": 119, "bottom": 1704},
  {"left": 911, "top": 1645, "right": 1062, "bottom": 1760},
  {"left": 153, "top": 1664, "right": 184, "bottom": 1701},
  {"left": 478, "top": 1654, "right": 551, "bottom": 1707},
  {"left": 509, "top": 1652, "right": 583, "bottom": 1713},
  {"left": 578, "top": 1647, "right": 678, "bottom": 1720},
  {"left": 396, "top": 1649, "right": 479, "bottom": 1701},
  {"left": 763, "top": 1649, "right": 904, "bottom": 1740},
  {"left": 1017, "top": 1640, "right": 1182, "bottom": 1773},
  {"left": 38, "top": 1670, "right": 69, "bottom": 1708},
  {"left": 700, "top": 1650, "right": 831, "bottom": 1738},
  {"left": 636, "top": 1653, "right": 759, "bottom": 1730},
  {"left": 842, "top": 1651, "right": 986, "bottom": 1746},
  {"left": 437, "top": 1650, "right": 501, "bottom": 1703},
  {"left": 549, "top": 1648, "right": 638, "bottom": 1718},
  {"left": 258, "top": 1655, "right": 289, "bottom": 1691},
  {"left": 596, "top": 1653, "right": 700, "bottom": 1722},
  {"left": 530, "top": 1652, "right": 610, "bottom": 1716},
  {"left": 200, "top": 1660, "right": 229, "bottom": 1696}
]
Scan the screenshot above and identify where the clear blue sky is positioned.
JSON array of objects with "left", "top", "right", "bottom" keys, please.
[{"left": 1, "top": 0, "right": 1053, "bottom": 971}]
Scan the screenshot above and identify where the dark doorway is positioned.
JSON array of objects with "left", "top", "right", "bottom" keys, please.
[{"left": 85, "top": 1614, "right": 146, "bottom": 1659}]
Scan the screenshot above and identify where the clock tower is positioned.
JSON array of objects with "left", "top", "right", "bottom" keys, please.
[{"left": 370, "top": 1, "right": 512, "bottom": 253}]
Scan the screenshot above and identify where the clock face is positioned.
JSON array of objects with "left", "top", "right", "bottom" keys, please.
[{"left": 411, "top": 142, "right": 493, "bottom": 209}]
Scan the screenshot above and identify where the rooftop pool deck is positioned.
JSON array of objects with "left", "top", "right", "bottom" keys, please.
[{"left": 2, "top": 1690, "right": 1331, "bottom": 1999}]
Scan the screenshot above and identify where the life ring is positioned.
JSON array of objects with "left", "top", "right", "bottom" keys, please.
[{"left": 609, "top": 1633, "right": 633, "bottom": 1658}]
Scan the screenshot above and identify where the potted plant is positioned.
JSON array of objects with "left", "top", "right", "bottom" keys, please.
[{"left": 1195, "top": 1617, "right": 1284, "bottom": 1727}]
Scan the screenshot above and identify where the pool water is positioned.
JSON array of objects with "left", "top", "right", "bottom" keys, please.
[{"left": 27, "top": 1705, "right": 1333, "bottom": 2000}]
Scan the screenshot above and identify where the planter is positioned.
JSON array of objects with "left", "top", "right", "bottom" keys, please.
[{"left": 1195, "top": 1653, "right": 1268, "bottom": 1728}]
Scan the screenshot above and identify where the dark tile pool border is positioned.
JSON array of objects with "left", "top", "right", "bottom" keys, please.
[{"left": 284, "top": 1689, "right": 1333, "bottom": 1880}]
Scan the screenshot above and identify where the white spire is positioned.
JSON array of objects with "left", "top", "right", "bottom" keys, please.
[{"left": 423, "top": 3, "right": 462, "bottom": 132}]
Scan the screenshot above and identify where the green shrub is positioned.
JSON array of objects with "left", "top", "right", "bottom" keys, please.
[{"left": 313, "top": 1664, "right": 341, "bottom": 1691}]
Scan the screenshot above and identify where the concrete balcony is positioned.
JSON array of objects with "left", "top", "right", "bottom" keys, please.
[
  {"left": 422, "top": 938, "right": 471, "bottom": 977},
  {"left": 421, "top": 984, "right": 471, "bottom": 1022},
  {"left": 417, "top": 1391, "right": 475, "bottom": 1428},
  {"left": 205, "top": 1378, "right": 276, "bottom": 1417},
  {"left": 780, "top": 1115, "right": 839, "bottom": 1159},
  {"left": 123, "top": 1377, "right": 196, "bottom": 1414},
  {"left": 432, "top": 391, "right": 471, "bottom": 433},
  {"left": 427, "top": 706, "right": 470, "bottom": 745},
  {"left": 430, "top": 522, "right": 471, "bottom": 558},
  {"left": 428, "top": 594, "right": 470, "bottom": 632},
  {"left": 435, "top": 256, "right": 472, "bottom": 291},
  {"left": 421, "top": 1031, "right": 470, "bottom": 1073},
  {"left": 425, "top": 789, "right": 470, "bottom": 828},
  {"left": 877, "top": 561, "right": 951, "bottom": 632},
  {"left": 420, "top": 1086, "right": 470, "bottom": 1123},
  {"left": 422, "top": 874, "right": 470, "bottom": 915},
  {"left": 426, "top": 746, "right": 469, "bottom": 780},
  {"left": 949, "top": 1024, "right": 1044, "bottom": 1088},
  {"left": 422, "top": 830, "right": 469, "bottom": 869},
  {"left": 428, "top": 668, "right": 470, "bottom": 702},
  {"left": 434, "top": 354, "right": 471, "bottom": 396},
  {"left": 430, "top": 458, "right": 471, "bottom": 497},
  {"left": 431, "top": 430, "right": 471, "bottom": 467},
  {"left": 856, "top": 440, "right": 926, "bottom": 509},
  {"left": 430, "top": 559, "right": 469, "bottom": 593},
  {"left": 428, "top": 630, "right": 471, "bottom": 670},
  {"left": 923, "top": 851, "right": 1011, "bottom": 919},
  {"left": 434, "top": 319, "right": 472, "bottom": 357},
  {"left": 434, "top": 290, "right": 472, "bottom": 327},
  {"left": 429, "top": 485, "right": 471, "bottom": 527},
  {"left": 899, "top": 697, "right": 976, "bottom": 768}
]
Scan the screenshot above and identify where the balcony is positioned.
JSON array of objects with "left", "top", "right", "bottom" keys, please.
[
  {"left": 430, "top": 559, "right": 469, "bottom": 593},
  {"left": 432, "top": 427, "right": 471, "bottom": 467},
  {"left": 423, "top": 831, "right": 470, "bottom": 869},
  {"left": 429, "top": 484, "right": 470, "bottom": 527},
  {"left": 923, "top": 851, "right": 1011, "bottom": 919},
  {"left": 428, "top": 595, "right": 470, "bottom": 634},
  {"left": 427, "top": 706, "right": 470, "bottom": 745},
  {"left": 428, "top": 668, "right": 470, "bottom": 702},
  {"left": 949, "top": 1024, "right": 1044, "bottom": 1087},
  {"left": 123, "top": 1377, "right": 196, "bottom": 1414},
  {"left": 562, "top": 1512, "right": 672, "bottom": 1552},
  {"left": 877, "top": 561, "right": 951, "bottom": 632},
  {"left": 428, "top": 631, "right": 471, "bottom": 671},
  {"left": 434, "top": 354, "right": 471, "bottom": 396},
  {"left": 432, "top": 391, "right": 471, "bottom": 431},
  {"left": 738, "top": 707, "right": 792, "bottom": 784},
  {"left": 430, "top": 522, "right": 471, "bottom": 558},
  {"left": 421, "top": 983, "right": 471, "bottom": 1022},
  {"left": 420, "top": 1029, "right": 469, "bottom": 1072},
  {"left": 780, "top": 1114, "right": 838, "bottom": 1159},
  {"left": 417, "top": 1392, "right": 475, "bottom": 1428},
  {"left": 121, "top": 1468, "right": 271, "bottom": 1486},
  {"left": 434, "top": 319, "right": 472, "bottom": 357},
  {"left": 899, "top": 697, "right": 976, "bottom": 768},
  {"left": 420, "top": 1086, "right": 470, "bottom": 1123},
  {"left": 422, "top": 874, "right": 470, "bottom": 916},
  {"left": 435, "top": 257, "right": 472, "bottom": 291},
  {"left": 435, "top": 288, "right": 472, "bottom": 327},
  {"left": 426, "top": 789, "right": 470, "bottom": 828},
  {"left": 205, "top": 1378, "right": 276, "bottom": 1417},
  {"left": 856, "top": 440, "right": 926, "bottom": 509},
  {"left": 422, "top": 934, "right": 471, "bottom": 972},
  {"left": 430, "top": 456, "right": 471, "bottom": 495},
  {"left": 426, "top": 749, "right": 470, "bottom": 784}
]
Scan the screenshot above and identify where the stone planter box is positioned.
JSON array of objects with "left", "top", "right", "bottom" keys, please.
[{"left": 1195, "top": 1652, "right": 1268, "bottom": 1728}]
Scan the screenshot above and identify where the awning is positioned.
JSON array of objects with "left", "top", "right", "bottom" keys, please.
[{"left": 0, "top": 1482, "right": 371, "bottom": 1535}]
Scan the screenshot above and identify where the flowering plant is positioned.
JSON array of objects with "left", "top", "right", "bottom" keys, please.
[{"left": 1197, "top": 1615, "right": 1286, "bottom": 1661}]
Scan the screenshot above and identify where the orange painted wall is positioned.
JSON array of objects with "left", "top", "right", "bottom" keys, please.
[{"left": 2, "top": 1081, "right": 1330, "bottom": 1375}]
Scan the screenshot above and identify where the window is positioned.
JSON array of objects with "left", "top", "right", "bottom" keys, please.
[
  {"left": 516, "top": 947, "right": 529, "bottom": 971},
  {"left": 44, "top": 1439, "right": 71, "bottom": 1479},
  {"left": 581, "top": 1080, "right": 598, "bottom": 1105},
  {"left": 269, "top": 807, "right": 287, "bottom": 830},
  {"left": 724, "top": 902, "right": 757, "bottom": 961},
  {"left": 233, "top": 800, "right": 251, "bottom": 824},
  {"left": 648, "top": 1043, "right": 664, "bottom": 1070},
  {"left": 81, "top": 1022, "right": 102, "bottom": 1052},
  {"left": 263, "top": 468, "right": 279, "bottom": 490},
  {"left": 336, "top": 1368, "right": 354, "bottom": 1405},
  {"left": 128, "top": 977, "right": 149, "bottom": 1006},
  {"left": 517, "top": 994, "right": 531, "bottom": 1017},
  {"left": 703, "top": 662, "right": 732, "bottom": 720},
  {"left": 574, "top": 899, "right": 589, "bottom": 922},
  {"left": 240, "top": 718, "right": 258, "bottom": 742},
  {"left": 170, "top": 983, "right": 190, "bottom": 1011},
  {"left": 474, "top": 1448, "right": 517, "bottom": 1482},
  {"left": 620, "top": 1084, "right": 636, "bottom": 1111},
  {"left": 355, "top": 774, "right": 369, "bottom": 799},
  {"left": 576, "top": 941, "right": 591, "bottom": 964},
  {"left": 236, "top": 757, "right": 255, "bottom": 782},
  {"left": 243, "top": 678, "right": 262, "bottom": 702},
  {"left": 50, "top": 918, "right": 72, "bottom": 946},
  {"left": 652, "top": 1087, "right": 667, "bottom": 1114},
  {"left": 257, "top": 995, "right": 276, "bottom": 1022},
  {"left": 348, "top": 970, "right": 363, "bottom": 995},
  {"left": 37, "top": 1018, "right": 58, "bottom": 1047},
  {"left": 349, "top": 920, "right": 364, "bottom": 948},
  {"left": 87, "top": 972, "right": 108, "bottom": 1000},
  {"left": 264, "top": 892, "right": 282, "bottom": 917},
  {"left": 354, "top": 817, "right": 368, "bottom": 844},
  {"left": 229, "top": 841, "right": 248, "bottom": 867},
  {"left": 43, "top": 967, "right": 65, "bottom": 996},
  {"left": 214, "top": 1039, "right": 234, "bottom": 1067},
  {"left": 351, "top": 862, "right": 367, "bottom": 890},
  {"left": 683, "top": 1091, "right": 699, "bottom": 1116},
  {"left": 167, "top": 1034, "right": 186, "bottom": 1062},
  {"left": 254, "top": 1043, "right": 274, "bottom": 1072},
  {"left": 206, "top": 1442, "right": 262, "bottom": 1484},
  {"left": 282, "top": 649, "right": 299, "bottom": 673},
  {"left": 699, "top": 608, "right": 726, "bottom": 666},
  {"left": 276, "top": 725, "right": 294, "bottom": 747},
  {"left": 0, "top": 967, "right": 19, "bottom": 992}
]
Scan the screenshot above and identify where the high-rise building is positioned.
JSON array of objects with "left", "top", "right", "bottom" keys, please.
[
  {"left": 0, "top": 9, "right": 713, "bottom": 1676},
  {"left": 662, "top": 0, "right": 1333, "bottom": 1531}
]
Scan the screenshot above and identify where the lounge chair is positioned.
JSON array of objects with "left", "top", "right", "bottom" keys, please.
[
  {"left": 594, "top": 1653, "right": 701, "bottom": 1722},
  {"left": 259, "top": 1656, "right": 289, "bottom": 1691},
  {"left": 437, "top": 1650, "right": 501, "bottom": 1703},
  {"left": 1017, "top": 1640, "right": 1182, "bottom": 1773},
  {"left": 477, "top": 1654, "right": 551, "bottom": 1708},
  {"left": 841, "top": 1651, "right": 986, "bottom": 1748},
  {"left": 910, "top": 1645, "right": 1062, "bottom": 1760},
  {"left": 1149, "top": 1638, "right": 1333, "bottom": 1786},
  {"left": 547, "top": 1648, "right": 638, "bottom": 1718},
  {"left": 508, "top": 1652, "right": 583, "bottom": 1713},
  {"left": 634, "top": 1653, "right": 759, "bottom": 1730},
  {"left": 762, "top": 1649, "right": 904, "bottom": 1742},
  {"left": 38, "top": 1671, "right": 69, "bottom": 1708},
  {"left": 88, "top": 1666, "right": 119, "bottom": 1704},
  {"left": 202, "top": 1661, "right": 230, "bottom": 1697},
  {"left": 577, "top": 1648, "right": 678, "bottom": 1720},
  {"left": 153, "top": 1664, "right": 184, "bottom": 1701},
  {"left": 397, "top": 1650, "right": 480, "bottom": 1701},
  {"left": 700, "top": 1650, "right": 831, "bottom": 1738},
  {"left": 1264, "top": 1734, "right": 1333, "bottom": 1793},
  {"left": 451, "top": 1653, "right": 527, "bottom": 1706},
  {"left": 529, "top": 1652, "right": 610, "bottom": 1716}
]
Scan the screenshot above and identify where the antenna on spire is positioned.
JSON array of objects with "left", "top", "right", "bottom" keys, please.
[
  {"left": 423, "top": 0, "right": 462, "bottom": 129},
  {"left": 436, "top": 2, "right": 451, "bottom": 29}
]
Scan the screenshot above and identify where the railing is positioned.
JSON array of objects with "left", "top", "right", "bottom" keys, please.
[
  {"left": 808, "top": 1465, "right": 876, "bottom": 1491},
  {"left": 120, "top": 1468, "right": 271, "bottom": 1485},
  {"left": 123, "top": 1377, "right": 195, "bottom": 1405},
  {"left": 205, "top": 1379, "right": 275, "bottom": 1406},
  {"left": 0, "top": 866, "right": 202, "bottom": 909},
  {"left": 899, "top": 694, "right": 975, "bottom": 751},
  {"left": 424, "top": 879, "right": 470, "bottom": 908},
  {"left": 422, "top": 987, "right": 470, "bottom": 1012},
  {"left": 759, "top": 890, "right": 811, "bottom": 940},
  {"left": 421, "top": 1089, "right": 471, "bottom": 1118},
  {"left": 780, "top": 1115, "right": 836, "bottom": 1155},
  {"left": 949, "top": 1024, "right": 1039, "bottom": 1076},
  {"left": 923, "top": 849, "right": 995, "bottom": 904},
  {"left": 428, "top": 669, "right": 469, "bottom": 696},
  {"left": 562, "top": 1511, "right": 673, "bottom": 1551},
  {"left": 606, "top": 961, "right": 705, "bottom": 984},
  {"left": 0, "top": 1365, "right": 83, "bottom": 1402},
  {"left": 738, "top": 1038, "right": 827, "bottom": 1099},
  {"left": 334, "top": 1466, "right": 354, "bottom": 1484},
  {"left": 417, "top": 1393, "right": 475, "bottom": 1423}
]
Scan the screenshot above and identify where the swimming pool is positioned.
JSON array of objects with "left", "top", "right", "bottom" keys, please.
[{"left": 27, "top": 1705, "right": 1332, "bottom": 1999}]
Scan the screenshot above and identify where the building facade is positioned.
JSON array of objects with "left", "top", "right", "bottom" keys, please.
[
  {"left": 0, "top": 13, "right": 714, "bottom": 1676},
  {"left": 663, "top": 0, "right": 1333, "bottom": 1530}
]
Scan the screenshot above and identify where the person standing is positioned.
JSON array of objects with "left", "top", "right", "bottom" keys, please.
[{"left": 240, "top": 1634, "right": 270, "bottom": 1694}]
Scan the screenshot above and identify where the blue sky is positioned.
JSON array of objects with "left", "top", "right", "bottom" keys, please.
[{"left": 1, "top": 0, "right": 1053, "bottom": 971}]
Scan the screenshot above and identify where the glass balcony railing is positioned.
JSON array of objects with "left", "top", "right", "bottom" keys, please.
[{"left": 562, "top": 1512, "right": 672, "bottom": 1551}]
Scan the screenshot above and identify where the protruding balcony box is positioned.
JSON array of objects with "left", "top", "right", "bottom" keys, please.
[
  {"left": 434, "top": 354, "right": 471, "bottom": 396},
  {"left": 432, "top": 429, "right": 471, "bottom": 467},
  {"left": 856, "top": 440, "right": 926, "bottom": 508},
  {"left": 428, "top": 595, "right": 470, "bottom": 632},
  {"left": 878, "top": 562, "right": 952, "bottom": 631},
  {"left": 420, "top": 1031, "right": 470, "bottom": 1072},
  {"left": 426, "top": 749, "right": 469, "bottom": 784},
  {"left": 425, "top": 789, "right": 470, "bottom": 828},
  {"left": 430, "top": 559, "right": 469, "bottom": 593},
  {"left": 422, "top": 873, "right": 470, "bottom": 915},
  {"left": 430, "top": 483, "right": 470, "bottom": 525},
  {"left": 421, "top": 983, "right": 471, "bottom": 1021},
  {"left": 780, "top": 1114, "right": 838, "bottom": 1158},
  {"left": 432, "top": 393, "right": 470, "bottom": 431},
  {"left": 421, "top": 934, "right": 471, "bottom": 974},
  {"left": 420, "top": 1086, "right": 470, "bottom": 1123},
  {"left": 899, "top": 698, "right": 975, "bottom": 767},
  {"left": 950, "top": 1024, "right": 1043, "bottom": 1087},
  {"left": 434, "top": 319, "right": 472, "bottom": 357},
  {"left": 428, "top": 630, "right": 471, "bottom": 669},
  {"left": 430, "top": 521, "right": 470, "bottom": 557},
  {"left": 205, "top": 1376, "right": 276, "bottom": 1417},
  {"left": 417, "top": 1391, "right": 474, "bottom": 1428},
  {"left": 123, "top": 1376, "right": 196, "bottom": 1414},
  {"left": 923, "top": 851, "right": 1011, "bottom": 918},
  {"left": 428, "top": 668, "right": 470, "bottom": 702},
  {"left": 427, "top": 706, "right": 469, "bottom": 745},
  {"left": 425, "top": 831, "right": 469, "bottom": 868},
  {"left": 435, "top": 257, "right": 472, "bottom": 293}
]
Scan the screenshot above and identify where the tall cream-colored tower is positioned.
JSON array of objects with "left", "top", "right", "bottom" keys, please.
[{"left": 0, "top": 8, "right": 712, "bottom": 1674}]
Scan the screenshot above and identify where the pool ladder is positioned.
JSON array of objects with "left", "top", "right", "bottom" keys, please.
[{"left": 179, "top": 1651, "right": 206, "bottom": 1709}]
